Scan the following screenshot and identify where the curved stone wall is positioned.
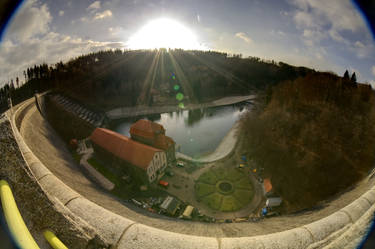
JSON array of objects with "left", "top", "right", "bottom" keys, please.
[{"left": 6, "top": 98, "right": 375, "bottom": 249}]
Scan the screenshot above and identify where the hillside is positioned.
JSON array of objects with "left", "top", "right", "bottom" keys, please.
[
  {"left": 241, "top": 73, "right": 375, "bottom": 213},
  {"left": 0, "top": 49, "right": 314, "bottom": 111}
]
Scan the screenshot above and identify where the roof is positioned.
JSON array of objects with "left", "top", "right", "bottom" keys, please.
[
  {"left": 160, "top": 196, "right": 179, "bottom": 215},
  {"left": 130, "top": 119, "right": 165, "bottom": 139},
  {"left": 90, "top": 128, "right": 162, "bottom": 170},
  {"left": 263, "top": 178, "right": 272, "bottom": 193},
  {"left": 182, "top": 205, "right": 194, "bottom": 218},
  {"left": 154, "top": 135, "right": 175, "bottom": 150}
]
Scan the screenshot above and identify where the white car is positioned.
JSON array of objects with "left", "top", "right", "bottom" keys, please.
[{"left": 176, "top": 162, "right": 184, "bottom": 167}]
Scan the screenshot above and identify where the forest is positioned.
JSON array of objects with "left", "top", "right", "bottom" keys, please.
[
  {"left": 241, "top": 72, "right": 375, "bottom": 212},
  {"left": 0, "top": 49, "right": 315, "bottom": 112}
]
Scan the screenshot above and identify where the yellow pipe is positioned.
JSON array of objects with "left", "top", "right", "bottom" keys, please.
[
  {"left": 0, "top": 180, "right": 40, "bottom": 249},
  {"left": 43, "top": 230, "right": 68, "bottom": 249}
]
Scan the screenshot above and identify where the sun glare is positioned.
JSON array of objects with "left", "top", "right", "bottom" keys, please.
[{"left": 127, "top": 18, "right": 205, "bottom": 50}]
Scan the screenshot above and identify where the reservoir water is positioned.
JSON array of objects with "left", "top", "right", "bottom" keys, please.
[{"left": 111, "top": 102, "right": 250, "bottom": 158}]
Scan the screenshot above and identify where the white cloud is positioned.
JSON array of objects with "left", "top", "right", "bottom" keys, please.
[
  {"left": 0, "top": 0, "right": 122, "bottom": 86},
  {"left": 59, "top": 10, "right": 64, "bottom": 16},
  {"left": 355, "top": 41, "right": 365, "bottom": 48},
  {"left": 94, "top": 10, "right": 112, "bottom": 20},
  {"left": 0, "top": 33, "right": 124, "bottom": 85},
  {"left": 289, "top": 0, "right": 369, "bottom": 47},
  {"left": 5, "top": 0, "right": 51, "bottom": 42},
  {"left": 372, "top": 66, "right": 375, "bottom": 77},
  {"left": 87, "top": 1, "right": 101, "bottom": 11},
  {"left": 235, "top": 32, "right": 252, "bottom": 44}
]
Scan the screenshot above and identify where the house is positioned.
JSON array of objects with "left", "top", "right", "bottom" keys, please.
[
  {"left": 266, "top": 197, "right": 282, "bottom": 208},
  {"left": 90, "top": 128, "right": 167, "bottom": 184},
  {"left": 182, "top": 205, "right": 194, "bottom": 219},
  {"left": 160, "top": 196, "right": 180, "bottom": 216},
  {"left": 263, "top": 178, "right": 273, "bottom": 197},
  {"left": 130, "top": 119, "right": 176, "bottom": 165}
]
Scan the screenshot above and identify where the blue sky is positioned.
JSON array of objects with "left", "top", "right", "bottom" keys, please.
[{"left": 0, "top": 0, "right": 374, "bottom": 86}]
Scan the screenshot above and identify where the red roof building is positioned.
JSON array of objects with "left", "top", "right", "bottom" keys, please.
[
  {"left": 263, "top": 178, "right": 273, "bottom": 195},
  {"left": 90, "top": 128, "right": 167, "bottom": 183},
  {"left": 130, "top": 120, "right": 176, "bottom": 165}
]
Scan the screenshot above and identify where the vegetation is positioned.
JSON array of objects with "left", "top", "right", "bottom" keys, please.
[
  {"left": 1, "top": 49, "right": 315, "bottom": 112},
  {"left": 87, "top": 157, "right": 120, "bottom": 186},
  {"left": 241, "top": 72, "right": 375, "bottom": 212},
  {"left": 195, "top": 167, "right": 253, "bottom": 211}
]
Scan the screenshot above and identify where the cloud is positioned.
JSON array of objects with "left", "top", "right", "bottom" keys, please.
[
  {"left": 0, "top": 33, "right": 124, "bottom": 84},
  {"left": 355, "top": 41, "right": 365, "bottom": 48},
  {"left": 0, "top": 0, "right": 122, "bottom": 85},
  {"left": 87, "top": 1, "right": 101, "bottom": 11},
  {"left": 59, "top": 10, "right": 64, "bottom": 16},
  {"left": 5, "top": 0, "right": 51, "bottom": 42},
  {"left": 372, "top": 66, "right": 375, "bottom": 77},
  {"left": 289, "top": 0, "right": 369, "bottom": 46},
  {"left": 235, "top": 32, "right": 252, "bottom": 44},
  {"left": 94, "top": 10, "right": 112, "bottom": 20}
]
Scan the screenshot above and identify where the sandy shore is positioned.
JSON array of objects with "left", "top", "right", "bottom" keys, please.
[
  {"left": 176, "top": 121, "right": 240, "bottom": 163},
  {"left": 106, "top": 94, "right": 256, "bottom": 120}
]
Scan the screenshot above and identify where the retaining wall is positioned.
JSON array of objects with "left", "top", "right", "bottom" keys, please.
[{"left": 4, "top": 97, "right": 375, "bottom": 249}]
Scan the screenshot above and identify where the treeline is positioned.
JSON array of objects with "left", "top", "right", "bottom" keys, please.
[
  {"left": 1, "top": 49, "right": 315, "bottom": 112},
  {"left": 241, "top": 72, "right": 375, "bottom": 212}
]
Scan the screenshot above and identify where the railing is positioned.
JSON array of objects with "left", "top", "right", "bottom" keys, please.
[{"left": 0, "top": 180, "right": 68, "bottom": 249}]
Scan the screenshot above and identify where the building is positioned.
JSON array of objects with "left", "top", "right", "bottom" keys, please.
[
  {"left": 263, "top": 178, "right": 273, "bottom": 197},
  {"left": 160, "top": 196, "right": 180, "bottom": 216},
  {"left": 90, "top": 128, "right": 167, "bottom": 184},
  {"left": 130, "top": 119, "right": 176, "bottom": 165}
]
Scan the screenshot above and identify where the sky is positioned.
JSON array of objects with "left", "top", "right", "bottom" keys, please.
[{"left": 0, "top": 0, "right": 374, "bottom": 87}]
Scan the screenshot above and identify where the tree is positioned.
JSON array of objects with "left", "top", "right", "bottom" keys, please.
[
  {"left": 343, "top": 70, "right": 350, "bottom": 80},
  {"left": 351, "top": 72, "right": 357, "bottom": 83}
]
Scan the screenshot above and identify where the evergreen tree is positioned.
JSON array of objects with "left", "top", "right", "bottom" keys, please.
[
  {"left": 343, "top": 70, "right": 350, "bottom": 80},
  {"left": 351, "top": 72, "right": 357, "bottom": 83}
]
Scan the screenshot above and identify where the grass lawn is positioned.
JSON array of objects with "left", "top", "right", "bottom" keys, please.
[
  {"left": 195, "top": 167, "right": 254, "bottom": 212},
  {"left": 195, "top": 183, "right": 216, "bottom": 199}
]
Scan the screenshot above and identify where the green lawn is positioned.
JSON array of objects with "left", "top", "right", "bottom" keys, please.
[{"left": 195, "top": 167, "right": 254, "bottom": 212}]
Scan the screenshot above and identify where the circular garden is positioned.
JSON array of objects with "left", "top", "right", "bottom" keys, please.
[{"left": 195, "top": 167, "right": 254, "bottom": 212}]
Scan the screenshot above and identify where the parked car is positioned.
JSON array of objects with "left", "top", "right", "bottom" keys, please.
[
  {"left": 176, "top": 161, "right": 184, "bottom": 167},
  {"left": 159, "top": 180, "right": 169, "bottom": 188},
  {"left": 238, "top": 163, "right": 245, "bottom": 169},
  {"left": 166, "top": 170, "right": 174, "bottom": 176}
]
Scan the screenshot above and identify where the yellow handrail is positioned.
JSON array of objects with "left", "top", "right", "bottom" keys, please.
[
  {"left": 0, "top": 180, "right": 40, "bottom": 249},
  {"left": 43, "top": 230, "right": 68, "bottom": 249}
]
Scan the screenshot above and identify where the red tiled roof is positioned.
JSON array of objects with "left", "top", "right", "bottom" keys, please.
[
  {"left": 90, "top": 128, "right": 161, "bottom": 170},
  {"left": 130, "top": 119, "right": 165, "bottom": 139},
  {"left": 154, "top": 135, "right": 175, "bottom": 150},
  {"left": 263, "top": 178, "right": 272, "bottom": 193}
]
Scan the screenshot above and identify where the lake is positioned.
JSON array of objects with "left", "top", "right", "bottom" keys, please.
[{"left": 111, "top": 102, "right": 251, "bottom": 158}]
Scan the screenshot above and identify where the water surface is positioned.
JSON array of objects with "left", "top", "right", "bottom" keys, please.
[{"left": 111, "top": 103, "right": 250, "bottom": 157}]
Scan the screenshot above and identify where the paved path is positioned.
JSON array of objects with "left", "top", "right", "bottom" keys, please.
[{"left": 19, "top": 102, "right": 375, "bottom": 237}]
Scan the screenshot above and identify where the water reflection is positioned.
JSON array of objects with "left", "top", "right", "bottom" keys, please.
[{"left": 111, "top": 103, "right": 250, "bottom": 157}]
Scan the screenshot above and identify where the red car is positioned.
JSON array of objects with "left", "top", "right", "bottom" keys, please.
[{"left": 159, "top": 180, "right": 169, "bottom": 188}]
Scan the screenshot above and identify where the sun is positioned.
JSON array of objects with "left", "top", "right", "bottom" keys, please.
[{"left": 127, "top": 18, "right": 205, "bottom": 50}]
